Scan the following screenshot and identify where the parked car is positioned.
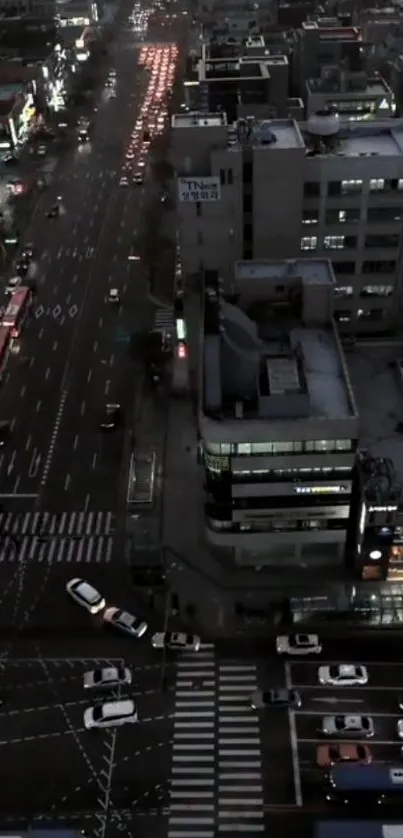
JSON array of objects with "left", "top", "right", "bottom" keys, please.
[
  {"left": 318, "top": 664, "right": 368, "bottom": 687},
  {"left": 84, "top": 699, "right": 137, "bottom": 730},
  {"left": 321, "top": 715, "right": 374, "bottom": 738},
  {"left": 83, "top": 666, "right": 132, "bottom": 690},
  {"left": 316, "top": 743, "right": 372, "bottom": 767}
]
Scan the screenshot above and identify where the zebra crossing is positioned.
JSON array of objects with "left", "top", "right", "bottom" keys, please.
[
  {"left": 0, "top": 511, "right": 115, "bottom": 565},
  {"left": 218, "top": 663, "right": 264, "bottom": 832},
  {"left": 168, "top": 646, "right": 265, "bottom": 838},
  {"left": 0, "top": 510, "right": 114, "bottom": 537}
]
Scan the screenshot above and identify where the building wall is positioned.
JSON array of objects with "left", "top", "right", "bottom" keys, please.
[{"left": 172, "top": 118, "right": 403, "bottom": 333}]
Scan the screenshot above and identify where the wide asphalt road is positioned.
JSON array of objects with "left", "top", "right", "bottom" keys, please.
[{"left": 0, "top": 4, "right": 159, "bottom": 514}]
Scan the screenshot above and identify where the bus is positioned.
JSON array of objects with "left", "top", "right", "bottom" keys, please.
[
  {"left": 327, "top": 764, "right": 403, "bottom": 806},
  {"left": 2, "top": 286, "right": 32, "bottom": 338},
  {"left": 0, "top": 326, "right": 11, "bottom": 380},
  {"left": 315, "top": 822, "right": 403, "bottom": 838}
]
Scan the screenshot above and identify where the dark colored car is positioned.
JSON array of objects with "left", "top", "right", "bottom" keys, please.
[
  {"left": 45, "top": 205, "right": 59, "bottom": 218},
  {"left": 250, "top": 688, "right": 302, "bottom": 710},
  {"left": 100, "top": 403, "right": 122, "bottom": 431}
]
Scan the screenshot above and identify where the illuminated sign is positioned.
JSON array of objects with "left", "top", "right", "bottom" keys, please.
[{"left": 178, "top": 176, "right": 221, "bottom": 202}]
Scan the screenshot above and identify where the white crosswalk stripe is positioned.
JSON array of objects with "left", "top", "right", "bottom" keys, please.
[
  {"left": 0, "top": 511, "right": 115, "bottom": 564},
  {"left": 217, "top": 662, "right": 264, "bottom": 833},
  {"left": 168, "top": 651, "right": 265, "bottom": 837},
  {"left": 0, "top": 535, "right": 114, "bottom": 564},
  {"left": 169, "top": 645, "right": 216, "bottom": 838},
  {"left": 0, "top": 510, "right": 114, "bottom": 537}
]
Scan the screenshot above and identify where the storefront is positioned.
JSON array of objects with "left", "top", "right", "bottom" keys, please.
[{"left": 11, "top": 92, "right": 37, "bottom": 146}]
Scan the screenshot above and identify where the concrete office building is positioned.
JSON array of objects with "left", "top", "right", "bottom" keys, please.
[
  {"left": 200, "top": 257, "right": 359, "bottom": 568},
  {"left": 292, "top": 21, "right": 364, "bottom": 96},
  {"left": 171, "top": 111, "right": 403, "bottom": 335}
]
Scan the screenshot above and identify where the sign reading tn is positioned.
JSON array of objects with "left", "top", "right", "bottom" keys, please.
[{"left": 178, "top": 177, "right": 221, "bottom": 203}]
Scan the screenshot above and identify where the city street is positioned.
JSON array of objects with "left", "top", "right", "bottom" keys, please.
[
  {"left": 0, "top": 3, "right": 159, "bottom": 514},
  {"left": 0, "top": 650, "right": 175, "bottom": 836}
]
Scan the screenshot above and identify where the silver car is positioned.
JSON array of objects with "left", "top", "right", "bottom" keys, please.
[
  {"left": 83, "top": 666, "right": 132, "bottom": 690},
  {"left": 103, "top": 606, "right": 148, "bottom": 638},
  {"left": 321, "top": 714, "right": 374, "bottom": 738}
]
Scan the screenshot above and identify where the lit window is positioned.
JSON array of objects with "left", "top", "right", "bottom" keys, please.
[
  {"left": 302, "top": 210, "right": 319, "bottom": 225},
  {"left": 334, "top": 286, "right": 353, "bottom": 298},
  {"left": 301, "top": 236, "right": 317, "bottom": 251},
  {"left": 369, "top": 178, "right": 385, "bottom": 192},
  {"left": 324, "top": 235, "right": 345, "bottom": 250},
  {"left": 399, "top": 179, "right": 403, "bottom": 191},
  {"left": 341, "top": 179, "right": 363, "bottom": 194},
  {"left": 360, "top": 285, "right": 393, "bottom": 297}
]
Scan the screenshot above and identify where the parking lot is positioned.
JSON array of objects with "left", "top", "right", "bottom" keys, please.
[
  {"left": 259, "top": 640, "right": 403, "bottom": 808},
  {"left": 0, "top": 656, "right": 175, "bottom": 819}
]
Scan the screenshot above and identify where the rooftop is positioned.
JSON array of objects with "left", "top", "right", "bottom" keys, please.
[
  {"left": 172, "top": 112, "right": 227, "bottom": 128},
  {"left": 202, "top": 58, "right": 265, "bottom": 79},
  {"left": 307, "top": 75, "right": 392, "bottom": 98},
  {"left": 347, "top": 343, "right": 403, "bottom": 486},
  {"left": 227, "top": 117, "right": 305, "bottom": 149},
  {"left": 301, "top": 117, "right": 403, "bottom": 157},
  {"left": 202, "top": 261, "right": 355, "bottom": 425}
]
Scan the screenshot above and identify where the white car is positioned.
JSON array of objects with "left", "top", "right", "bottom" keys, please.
[
  {"left": 276, "top": 634, "right": 322, "bottom": 656},
  {"left": 151, "top": 631, "right": 201, "bottom": 652},
  {"left": 133, "top": 173, "right": 143, "bottom": 185},
  {"left": 83, "top": 666, "right": 132, "bottom": 690},
  {"left": 103, "top": 606, "right": 148, "bottom": 638},
  {"left": 318, "top": 664, "right": 368, "bottom": 687},
  {"left": 108, "top": 288, "right": 119, "bottom": 303},
  {"left": 66, "top": 578, "right": 106, "bottom": 614},
  {"left": 119, "top": 176, "right": 129, "bottom": 186},
  {"left": 398, "top": 720, "right": 403, "bottom": 739},
  {"left": 84, "top": 699, "right": 137, "bottom": 730},
  {"left": 321, "top": 715, "right": 374, "bottom": 738}
]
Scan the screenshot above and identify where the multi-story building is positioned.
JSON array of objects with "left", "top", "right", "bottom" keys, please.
[
  {"left": 292, "top": 21, "right": 364, "bottom": 96},
  {"left": 306, "top": 69, "right": 395, "bottom": 120},
  {"left": 171, "top": 111, "right": 403, "bottom": 335},
  {"left": 200, "top": 257, "right": 360, "bottom": 568}
]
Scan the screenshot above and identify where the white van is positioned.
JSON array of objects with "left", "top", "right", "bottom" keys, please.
[{"left": 84, "top": 699, "right": 138, "bottom": 730}]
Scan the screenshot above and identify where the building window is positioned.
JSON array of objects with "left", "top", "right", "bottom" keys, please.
[
  {"left": 357, "top": 308, "right": 386, "bottom": 321},
  {"left": 220, "top": 169, "right": 225, "bottom": 186},
  {"left": 324, "top": 235, "right": 345, "bottom": 250},
  {"left": 301, "top": 236, "right": 317, "bottom": 251},
  {"left": 360, "top": 285, "right": 393, "bottom": 297},
  {"left": 341, "top": 179, "right": 363, "bottom": 195},
  {"left": 328, "top": 181, "right": 342, "bottom": 196},
  {"left": 304, "top": 181, "right": 320, "bottom": 197},
  {"left": 365, "top": 234, "right": 400, "bottom": 249},
  {"left": 367, "top": 206, "right": 403, "bottom": 223},
  {"left": 326, "top": 208, "right": 360, "bottom": 224},
  {"left": 334, "top": 310, "right": 352, "bottom": 323},
  {"left": 369, "top": 178, "right": 385, "bottom": 192},
  {"left": 302, "top": 210, "right": 319, "bottom": 225},
  {"left": 305, "top": 439, "right": 352, "bottom": 452},
  {"left": 334, "top": 286, "right": 353, "bottom": 298},
  {"left": 363, "top": 260, "right": 397, "bottom": 274},
  {"left": 196, "top": 202, "right": 202, "bottom": 217},
  {"left": 324, "top": 235, "right": 357, "bottom": 250},
  {"left": 227, "top": 168, "right": 233, "bottom": 185},
  {"left": 333, "top": 261, "right": 356, "bottom": 275}
]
